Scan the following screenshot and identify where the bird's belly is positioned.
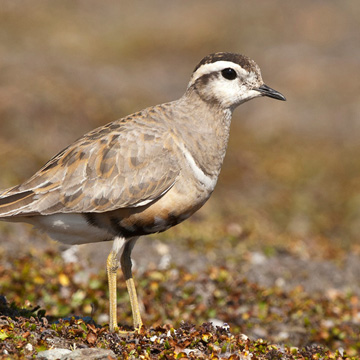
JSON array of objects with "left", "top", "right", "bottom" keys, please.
[
  {"left": 25, "top": 213, "right": 112, "bottom": 245},
  {"left": 107, "top": 184, "right": 211, "bottom": 237}
]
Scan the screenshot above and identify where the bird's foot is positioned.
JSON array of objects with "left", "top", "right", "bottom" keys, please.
[{"left": 109, "top": 324, "right": 144, "bottom": 335}]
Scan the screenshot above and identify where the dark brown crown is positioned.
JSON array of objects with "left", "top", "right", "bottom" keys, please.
[{"left": 193, "top": 52, "right": 257, "bottom": 74}]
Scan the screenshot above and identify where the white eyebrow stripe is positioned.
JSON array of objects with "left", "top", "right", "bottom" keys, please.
[{"left": 188, "top": 61, "right": 248, "bottom": 87}]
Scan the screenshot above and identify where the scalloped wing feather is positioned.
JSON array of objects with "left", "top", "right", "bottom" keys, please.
[{"left": 0, "top": 112, "right": 180, "bottom": 217}]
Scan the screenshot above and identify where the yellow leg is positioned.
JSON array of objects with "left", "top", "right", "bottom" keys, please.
[
  {"left": 107, "top": 250, "right": 119, "bottom": 332},
  {"left": 121, "top": 238, "right": 143, "bottom": 331},
  {"left": 126, "top": 277, "right": 143, "bottom": 330}
]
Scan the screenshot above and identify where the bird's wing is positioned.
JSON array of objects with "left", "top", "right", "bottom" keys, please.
[{"left": 0, "top": 115, "right": 180, "bottom": 217}]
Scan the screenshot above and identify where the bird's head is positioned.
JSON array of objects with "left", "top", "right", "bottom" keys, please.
[{"left": 187, "top": 52, "right": 286, "bottom": 110}]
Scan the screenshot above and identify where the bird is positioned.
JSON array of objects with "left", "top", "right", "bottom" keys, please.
[{"left": 0, "top": 52, "right": 286, "bottom": 332}]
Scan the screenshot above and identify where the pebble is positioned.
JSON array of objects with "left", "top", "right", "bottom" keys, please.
[
  {"left": 37, "top": 349, "right": 72, "bottom": 360},
  {"left": 37, "top": 348, "right": 116, "bottom": 360},
  {"left": 25, "top": 343, "right": 33, "bottom": 352}
]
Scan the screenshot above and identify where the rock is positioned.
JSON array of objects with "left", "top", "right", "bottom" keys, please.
[
  {"left": 37, "top": 348, "right": 117, "bottom": 360},
  {"left": 25, "top": 343, "right": 33, "bottom": 352},
  {"left": 37, "top": 348, "right": 72, "bottom": 360},
  {"left": 62, "top": 349, "right": 117, "bottom": 360}
]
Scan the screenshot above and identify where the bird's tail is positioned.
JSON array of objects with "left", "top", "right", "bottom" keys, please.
[{"left": 0, "top": 187, "right": 35, "bottom": 218}]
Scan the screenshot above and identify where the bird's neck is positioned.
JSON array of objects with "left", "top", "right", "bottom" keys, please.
[{"left": 172, "top": 89, "right": 233, "bottom": 178}]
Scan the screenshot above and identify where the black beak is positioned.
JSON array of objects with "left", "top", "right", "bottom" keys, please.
[{"left": 257, "top": 84, "right": 286, "bottom": 101}]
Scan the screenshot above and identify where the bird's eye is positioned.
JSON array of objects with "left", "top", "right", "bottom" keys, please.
[{"left": 221, "top": 68, "right": 237, "bottom": 80}]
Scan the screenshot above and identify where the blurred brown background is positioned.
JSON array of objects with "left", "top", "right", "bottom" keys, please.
[{"left": 0, "top": 1, "right": 359, "bottom": 289}]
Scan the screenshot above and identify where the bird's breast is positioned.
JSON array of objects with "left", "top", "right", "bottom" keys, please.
[{"left": 106, "top": 179, "right": 212, "bottom": 238}]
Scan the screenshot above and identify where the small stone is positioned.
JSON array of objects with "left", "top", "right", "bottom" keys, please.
[
  {"left": 25, "top": 343, "right": 33, "bottom": 352},
  {"left": 226, "top": 222, "right": 243, "bottom": 237},
  {"left": 209, "top": 318, "right": 225, "bottom": 327},
  {"left": 62, "top": 348, "right": 117, "bottom": 360},
  {"left": 239, "top": 334, "right": 249, "bottom": 341},
  {"left": 37, "top": 348, "right": 117, "bottom": 360},
  {"left": 61, "top": 245, "right": 79, "bottom": 263},
  {"left": 249, "top": 251, "right": 266, "bottom": 265},
  {"left": 37, "top": 348, "right": 72, "bottom": 360}
]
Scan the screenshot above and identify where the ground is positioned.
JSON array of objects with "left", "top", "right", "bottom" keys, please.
[{"left": 0, "top": 1, "right": 360, "bottom": 358}]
